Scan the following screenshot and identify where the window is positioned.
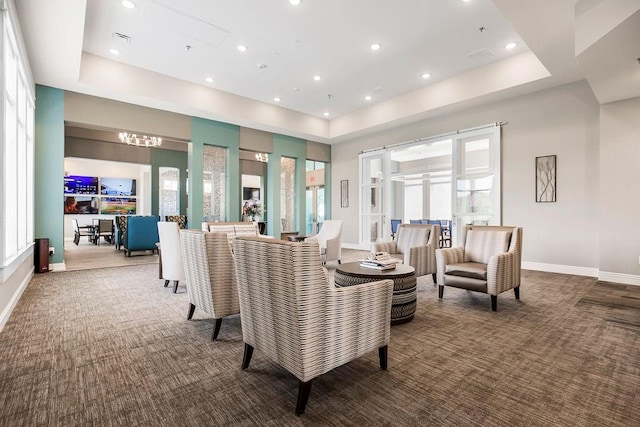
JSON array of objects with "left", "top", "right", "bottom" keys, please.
[{"left": 1, "top": 8, "right": 35, "bottom": 268}]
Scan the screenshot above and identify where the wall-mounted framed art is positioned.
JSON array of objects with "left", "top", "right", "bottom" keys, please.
[
  {"left": 340, "top": 179, "right": 349, "bottom": 207},
  {"left": 536, "top": 155, "right": 556, "bottom": 202}
]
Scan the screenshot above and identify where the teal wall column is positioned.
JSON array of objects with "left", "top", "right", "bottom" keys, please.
[
  {"left": 189, "top": 118, "right": 240, "bottom": 228},
  {"left": 269, "top": 134, "right": 307, "bottom": 237},
  {"left": 150, "top": 148, "right": 188, "bottom": 216},
  {"left": 34, "top": 85, "right": 64, "bottom": 264}
]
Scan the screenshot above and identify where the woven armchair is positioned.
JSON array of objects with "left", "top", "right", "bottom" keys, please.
[
  {"left": 233, "top": 236, "right": 393, "bottom": 416},
  {"left": 436, "top": 225, "right": 523, "bottom": 311},
  {"left": 180, "top": 230, "right": 240, "bottom": 340},
  {"left": 373, "top": 224, "right": 440, "bottom": 281}
]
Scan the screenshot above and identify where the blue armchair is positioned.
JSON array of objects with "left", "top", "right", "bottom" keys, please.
[{"left": 123, "top": 216, "right": 160, "bottom": 256}]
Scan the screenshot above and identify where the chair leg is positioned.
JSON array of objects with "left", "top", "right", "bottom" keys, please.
[
  {"left": 438, "top": 285, "right": 444, "bottom": 299},
  {"left": 172, "top": 280, "right": 179, "bottom": 294},
  {"left": 187, "top": 303, "right": 195, "bottom": 320},
  {"left": 491, "top": 295, "right": 497, "bottom": 312},
  {"left": 241, "top": 343, "right": 254, "bottom": 370},
  {"left": 378, "top": 345, "right": 388, "bottom": 370},
  {"left": 338, "top": 259, "right": 341, "bottom": 264},
  {"left": 212, "top": 318, "right": 223, "bottom": 340},
  {"left": 164, "top": 280, "right": 170, "bottom": 288},
  {"left": 432, "top": 273, "right": 436, "bottom": 283},
  {"left": 295, "top": 380, "right": 313, "bottom": 416},
  {"left": 514, "top": 286, "right": 520, "bottom": 300}
]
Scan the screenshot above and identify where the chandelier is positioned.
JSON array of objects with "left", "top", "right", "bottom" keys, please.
[
  {"left": 255, "top": 153, "right": 269, "bottom": 162},
  {"left": 118, "top": 132, "right": 162, "bottom": 148}
]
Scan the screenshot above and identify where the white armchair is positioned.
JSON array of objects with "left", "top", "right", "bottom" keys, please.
[
  {"left": 304, "top": 219, "right": 342, "bottom": 264},
  {"left": 233, "top": 236, "right": 393, "bottom": 416},
  {"left": 436, "top": 225, "right": 523, "bottom": 311},
  {"left": 157, "top": 222, "right": 185, "bottom": 293},
  {"left": 373, "top": 224, "right": 440, "bottom": 280}
]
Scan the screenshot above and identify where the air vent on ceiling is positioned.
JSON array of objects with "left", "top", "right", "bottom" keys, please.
[
  {"left": 112, "top": 32, "right": 131, "bottom": 43},
  {"left": 467, "top": 48, "right": 493, "bottom": 60}
]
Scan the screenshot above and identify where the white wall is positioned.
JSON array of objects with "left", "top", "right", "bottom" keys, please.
[
  {"left": 599, "top": 96, "right": 640, "bottom": 280},
  {"left": 332, "top": 80, "right": 600, "bottom": 273},
  {"left": 63, "top": 158, "right": 151, "bottom": 239}
]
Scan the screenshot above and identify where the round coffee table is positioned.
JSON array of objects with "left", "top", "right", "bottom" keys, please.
[{"left": 334, "top": 262, "right": 417, "bottom": 325}]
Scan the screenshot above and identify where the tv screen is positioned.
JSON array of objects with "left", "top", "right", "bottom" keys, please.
[
  {"left": 64, "top": 175, "right": 99, "bottom": 194},
  {"left": 100, "top": 197, "right": 137, "bottom": 215},
  {"left": 243, "top": 187, "right": 260, "bottom": 200},
  {"left": 101, "top": 177, "right": 137, "bottom": 196},
  {"left": 64, "top": 196, "right": 99, "bottom": 214}
]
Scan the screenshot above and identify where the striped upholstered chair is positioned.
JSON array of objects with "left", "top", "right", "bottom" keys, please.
[
  {"left": 372, "top": 223, "right": 440, "bottom": 281},
  {"left": 436, "top": 225, "right": 523, "bottom": 311},
  {"left": 233, "top": 236, "right": 394, "bottom": 416},
  {"left": 180, "top": 230, "right": 240, "bottom": 340}
]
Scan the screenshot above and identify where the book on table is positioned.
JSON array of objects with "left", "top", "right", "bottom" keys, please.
[{"left": 360, "top": 262, "right": 396, "bottom": 271}]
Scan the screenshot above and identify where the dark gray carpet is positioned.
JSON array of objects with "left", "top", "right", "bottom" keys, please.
[{"left": 1, "top": 261, "right": 639, "bottom": 426}]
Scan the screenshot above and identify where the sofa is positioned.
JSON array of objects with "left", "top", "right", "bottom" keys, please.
[{"left": 122, "top": 216, "right": 160, "bottom": 256}]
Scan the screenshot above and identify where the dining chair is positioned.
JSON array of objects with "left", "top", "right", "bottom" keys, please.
[
  {"left": 71, "top": 219, "right": 94, "bottom": 245},
  {"left": 95, "top": 219, "right": 114, "bottom": 245}
]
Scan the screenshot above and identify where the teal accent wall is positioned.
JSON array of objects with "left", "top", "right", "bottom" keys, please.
[
  {"left": 150, "top": 148, "right": 188, "bottom": 217},
  {"left": 189, "top": 118, "right": 240, "bottom": 228},
  {"left": 34, "top": 85, "right": 65, "bottom": 264},
  {"left": 268, "top": 134, "right": 307, "bottom": 237}
]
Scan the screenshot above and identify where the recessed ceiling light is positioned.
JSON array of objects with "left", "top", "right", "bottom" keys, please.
[
  {"left": 370, "top": 43, "right": 381, "bottom": 51},
  {"left": 121, "top": 0, "right": 135, "bottom": 8},
  {"left": 313, "top": 75, "right": 322, "bottom": 81},
  {"left": 237, "top": 44, "right": 248, "bottom": 52},
  {"left": 289, "top": 0, "right": 301, "bottom": 5},
  {"left": 422, "top": 73, "right": 431, "bottom": 79},
  {"left": 365, "top": 95, "right": 372, "bottom": 101},
  {"left": 505, "top": 42, "right": 517, "bottom": 50},
  {"left": 323, "top": 112, "right": 330, "bottom": 117},
  {"left": 274, "top": 97, "right": 281, "bottom": 102},
  {"left": 205, "top": 77, "right": 214, "bottom": 83},
  {"left": 109, "top": 48, "right": 120, "bottom": 55}
]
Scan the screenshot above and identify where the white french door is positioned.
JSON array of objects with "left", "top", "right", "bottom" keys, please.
[
  {"left": 451, "top": 126, "right": 501, "bottom": 245},
  {"left": 359, "top": 152, "right": 386, "bottom": 246}
]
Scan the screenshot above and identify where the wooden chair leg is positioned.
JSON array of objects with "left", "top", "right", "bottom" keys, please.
[
  {"left": 212, "top": 318, "right": 222, "bottom": 340},
  {"left": 187, "top": 303, "right": 195, "bottom": 320},
  {"left": 378, "top": 345, "right": 388, "bottom": 370},
  {"left": 295, "top": 380, "right": 313, "bottom": 416},
  {"left": 514, "top": 286, "right": 520, "bottom": 300},
  {"left": 438, "top": 285, "right": 444, "bottom": 299},
  {"left": 491, "top": 295, "right": 497, "bottom": 311},
  {"left": 164, "top": 280, "right": 170, "bottom": 288},
  {"left": 432, "top": 273, "right": 437, "bottom": 283},
  {"left": 172, "top": 280, "right": 179, "bottom": 294},
  {"left": 241, "top": 343, "right": 254, "bottom": 370}
]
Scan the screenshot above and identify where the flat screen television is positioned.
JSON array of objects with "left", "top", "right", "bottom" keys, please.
[
  {"left": 64, "top": 196, "right": 99, "bottom": 214},
  {"left": 243, "top": 187, "right": 260, "bottom": 200},
  {"left": 101, "top": 177, "right": 137, "bottom": 196},
  {"left": 64, "top": 175, "right": 99, "bottom": 195},
  {"left": 100, "top": 197, "right": 137, "bottom": 215}
]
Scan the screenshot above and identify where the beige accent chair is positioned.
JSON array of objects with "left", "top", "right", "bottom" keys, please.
[
  {"left": 304, "top": 219, "right": 343, "bottom": 264},
  {"left": 180, "top": 230, "right": 240, "bottom": 340},
  {"left": 233, "top": 236, "right": 393, "bottom": 416},
  {"left": 436, "top": 225, "right": 523, "bottom": 311},
  {"left": 157, "top": 222, "right": 185, "bottom": 293},
  {"left": 373, "top": 224, "right": 440, "bottom": 281}
]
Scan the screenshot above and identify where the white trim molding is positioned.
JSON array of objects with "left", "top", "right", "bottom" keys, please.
[
  {"left": 0, "top": 267, "right": 32, "bottom": 332},
  {"left": 522, "top": 261, "right": 599, "bottom": 278},
  {"left": 598, "top": 271, "right": 640, "bottom": 286},
  {"left": 50, "top": 262, "right": 66, "bottom": 272}
]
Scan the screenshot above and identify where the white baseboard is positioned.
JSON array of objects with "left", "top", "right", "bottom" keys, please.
[
  {"left": 50, "top": 262, "right": 66, "bottom": 272},
  {"left": 598, "top": 271, "right": 640, "bottom": 286},
  {"left": 342, "top": 243, "right": 370, "bottom": 251},
  {"left": 522, "top": 261, "right": 599, "bottom": 278},
  {"left": 0, "top": 267, "right": 33, "bottom": 332}
]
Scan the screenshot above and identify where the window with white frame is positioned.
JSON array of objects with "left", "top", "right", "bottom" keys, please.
[{"left": 1, "top": 6, "right": 35, "bottom": 268}]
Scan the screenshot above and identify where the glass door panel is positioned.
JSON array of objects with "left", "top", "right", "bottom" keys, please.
[
  {"left": 452, "top": 127, "right": 501, "bottom": 245},
  {"left": 359, "top": 152, "right": 385, "bottom": 245}
]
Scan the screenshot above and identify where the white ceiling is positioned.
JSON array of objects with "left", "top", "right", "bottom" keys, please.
[
  {"left": 13, "top": 0, "right": 640, "bottom": 143},
  {"left": 82, "top": 0, "right": 528, "bottom": 119}
]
